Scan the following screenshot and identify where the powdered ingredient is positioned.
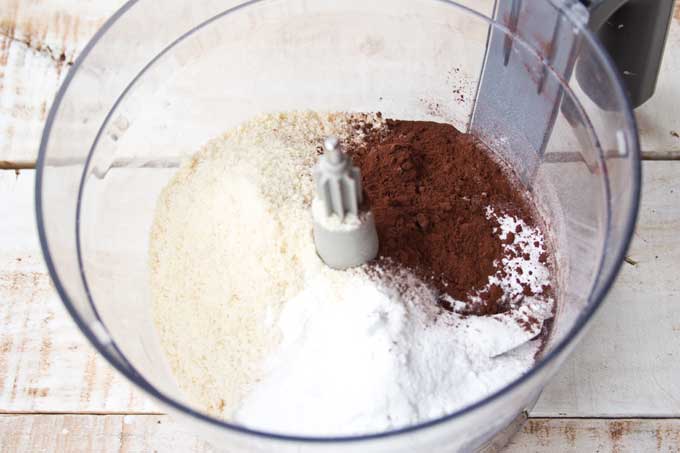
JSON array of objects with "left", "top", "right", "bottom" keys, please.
[
  {"left": 235, "top": 263, "right": 552, "bottom": 436},
  {"left": 349, "top": 120, "right": 550, "bottom": 314},
  {"left": 150, "top": 112, "right": 555, "bottom": 436},
  {"left": 150, "top": 112, "right": 382, "bottom": 414}
]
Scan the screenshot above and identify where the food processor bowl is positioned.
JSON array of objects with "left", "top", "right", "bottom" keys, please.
[{"left": 36, "top": 0, "right": 641, "bottom": 451}]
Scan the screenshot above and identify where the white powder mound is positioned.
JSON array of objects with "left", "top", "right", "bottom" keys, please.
[
  {"left": 150, "top": 111, "right": 554, "bottom": 435},
  {"left": 234, "top": 266, "right": 551, "bottom": 436},
  {"left": 488, "top": 207, "right": 552, "bottom": 298}
]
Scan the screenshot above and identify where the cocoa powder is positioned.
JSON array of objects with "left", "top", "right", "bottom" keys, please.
[{"left": 348, "top": 119, "right": 546, "bottom": 315}]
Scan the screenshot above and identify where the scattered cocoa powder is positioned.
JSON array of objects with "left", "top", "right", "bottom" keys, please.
[{"left": 347, "top": 119, "right": 547, "bottom": 315}]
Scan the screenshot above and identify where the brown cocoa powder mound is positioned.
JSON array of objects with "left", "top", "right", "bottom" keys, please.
[{"left": 348, "top": 119, "right": 538, "bottom": 313}]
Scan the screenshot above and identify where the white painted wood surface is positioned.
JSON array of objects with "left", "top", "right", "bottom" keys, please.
[
  {"left": 0, "top": 170, "right": 155, "bottom": 413},
  {"left": 0, "top": 0, "right": 122, "bottom": 167},
  {"left": 506, "top": 419, "right": 680, "bottom": 452},
  {"left": 0, "top": 414, "right": 215, "bottom": 453},
  {"left": 0, "top": 415, "right": 679, "bottom": 452},
  {"left": 0, "top": 0, "right": 679, "bottom": 165}
]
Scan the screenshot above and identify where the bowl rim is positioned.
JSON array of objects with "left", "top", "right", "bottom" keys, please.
[{"left": 35, "top": 0, "right": 641, "bottom": 444}]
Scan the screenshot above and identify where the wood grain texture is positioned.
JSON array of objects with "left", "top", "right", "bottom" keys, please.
[
  {"left": 506, "top": 419, "right": 680, "bottom": 453},
  {"left": 1, "top": 415, "right": 679, "bottom": 452},
  {"left": 0, "top": 170, "right": 155, "bottom": 413},
  {"left": 0, "top": 0, "right": 122, "bottom": 167},
  {"left": 0, "top": 162, "right": 679, "bottom": 417},
  {"left": 0, "top": 414, "right": 215, "bottom": 453},
  {"left": 0, "top": 0, "right": 679, "bottom": 165}
]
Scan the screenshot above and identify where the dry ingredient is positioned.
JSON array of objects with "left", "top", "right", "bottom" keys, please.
[
  {"left": 150, "top": 112, "right": 555, "bottom": 436},
  {"left": 150, "top": 112, "right": 384, "bottom": 414},
  {"left": 349, "top": 119, "right": 553, "bottom": 315},
  {"left": 234, "top": 238, "right": 552, "bottom": 436}
]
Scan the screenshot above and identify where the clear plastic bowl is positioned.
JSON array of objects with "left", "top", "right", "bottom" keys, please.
[{"left": 36, "top": 0, "right": 640, "bottom": 451}]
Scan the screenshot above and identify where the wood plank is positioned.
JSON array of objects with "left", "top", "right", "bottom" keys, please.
[
  {"left": 506, "top": 418, "right": 680, "bottom": 452},
  {"left": 0, "top": 1, "right": 679, "bottom": 165},
  {"left": 0, "top": 0, "right": 123, "bottom": 167},
  {"left": 0, "top": 414, "right": 215, "bottom": 453},
  {"left": 0, "top": 415, "right": 679, "bottom": 452},
  {"left": 0, "top": 169, "right": 156, "bottom": 413},
  {"left": 0, "top": 162, "right": 679, "bottom": 416}
]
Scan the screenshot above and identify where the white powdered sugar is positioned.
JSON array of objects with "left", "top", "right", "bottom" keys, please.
[
  {"left": 487, "top": 207, "right": 552, "bottom": 299},
  {"left": 234, "top": 266, "right": 551, "bottom": 436},
  {"left": 150, "top": 112, "right": 554, "bottom": 436}
]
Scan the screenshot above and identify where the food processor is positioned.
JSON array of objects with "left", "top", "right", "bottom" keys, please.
[{"left": 35, "top": 0, "right": 672, "bottom": 451}]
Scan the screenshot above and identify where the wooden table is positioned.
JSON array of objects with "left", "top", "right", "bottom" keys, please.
[{"left": 1, "top": 2, "right": 679, "bottom": 451}]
